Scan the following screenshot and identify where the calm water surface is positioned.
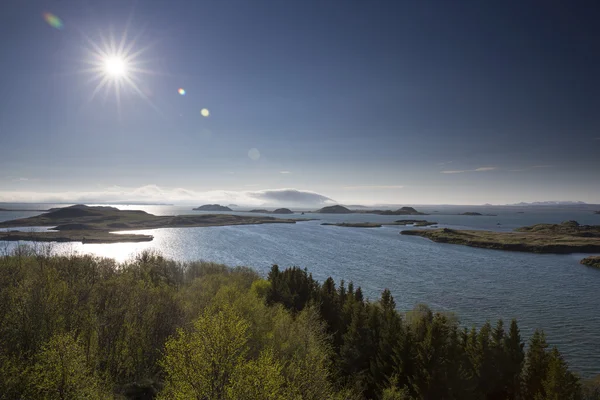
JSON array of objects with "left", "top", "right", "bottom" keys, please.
[{"left": 1, "top": 203, "right": 599, "bottom": 377}]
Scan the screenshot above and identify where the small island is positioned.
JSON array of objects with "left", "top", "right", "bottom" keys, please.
[
  {"left": 401, "top": 221, "right": 600, "bottom": 255},
  {"left": 389, "top": 219, "right": 438, "bottom": 227},
  {"left": 317, "top": 205, "right": 353, "bottom": 214},
  {"left": 316, "top": 205, "right": 428, "bottom": 215},
  {"left": 193, "top": 204, "right": 233, "bottom": 211},
  {"left": 460, "top": 212, "right": 498, "bottom": 216},
  {"left": 595, "top": 211, "right": 600, "bottom": 215},
  {"left": 249, "top": 209, "right": 269, "bottom": 213},
  {"left": 321, "top": 222, "right": 382, "bottom": 228},
  {"left": 372, "top": 207, "right": 428, "bottom": 216},
  {"left": 581, "top": 256, "right": 600, "bottom": 268},
  {"left": 0, "top": 205, "right": 299, "bottom": 244},
  {"left": 272, "top": 208, "right": 294, "bottom": 214}
]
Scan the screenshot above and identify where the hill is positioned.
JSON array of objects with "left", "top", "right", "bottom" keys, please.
[
  {"left": 193, "top": 204, "right": 233, "bottom": 211},
  {"left": 317, "top": 205, "right": 352, "bottom": 214},
  {"left": 272, "top": 208, "right": 294, "bottom": 214},
  {"left": 373, "top": 206, "right": 428, "bottom": 215}
]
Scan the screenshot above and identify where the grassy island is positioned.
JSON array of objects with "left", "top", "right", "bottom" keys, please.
[
  {"left": 401, "top": 221, "right": 600, "bottom": 254},
  {"left": 0, "top": 204, "right": 299, "bottom": 243}
]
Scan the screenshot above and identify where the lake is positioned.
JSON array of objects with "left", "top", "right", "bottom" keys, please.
[{"left": 1, "top": 203, "right": 599, "bottom": 377}]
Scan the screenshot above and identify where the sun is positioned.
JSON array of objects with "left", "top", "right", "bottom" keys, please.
[
  {"left": 104, "top": 56, "right": 128, "bottom": 77},
  {"left": 81, "top": 25, "right": 157, "bottom": 111}
]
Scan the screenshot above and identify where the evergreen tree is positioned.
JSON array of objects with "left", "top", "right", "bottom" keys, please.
[
  {"left": 523, "top": 329, "right": 550, "bottom": 399},
  {"left": 503, "top": 319, "right": 525, "bottom": 399},
  {"left": 536, "top": 347, "right": 582, "bottom": 400}
]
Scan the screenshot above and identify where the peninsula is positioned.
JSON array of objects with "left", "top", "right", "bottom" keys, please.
[
  {"left": 401, "top": 221, "right": 600, "bottom": 255},
  {"left": 581, "top": 256, "right": 600, "bottom": 268},
  {"left": 0, "top": 205, "right": 298, "bottom": 244}
]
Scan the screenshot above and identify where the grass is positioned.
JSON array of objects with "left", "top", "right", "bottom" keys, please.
[{"left": 401, "top": 222, "right": 600, "bottom": 255}]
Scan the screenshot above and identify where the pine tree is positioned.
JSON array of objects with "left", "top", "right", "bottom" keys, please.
[
  {"left": 536, "top": 347, "right": 582, "bottom": 400},
  {"left": 503, "top": 319, "right": 525, "bottom": 399},
  {"left": 523, "top": 329, "right": 550, "bottom": 399}
]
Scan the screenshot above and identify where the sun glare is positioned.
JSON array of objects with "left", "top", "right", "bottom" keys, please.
[
  {"left": 81, "top": 26, "right": 157, "bottom": 111},
  {"left": 104, "top": 57, "right": 127, "bottom": 77}
]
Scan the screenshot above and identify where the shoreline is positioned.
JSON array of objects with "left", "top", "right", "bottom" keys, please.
[{"left": 401, "top": 223, "right": 600, "bottom": 255}]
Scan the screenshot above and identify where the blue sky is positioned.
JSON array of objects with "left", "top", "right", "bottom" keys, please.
[{"left": 0, "top": 0, "right": 599, "bottom": 205}]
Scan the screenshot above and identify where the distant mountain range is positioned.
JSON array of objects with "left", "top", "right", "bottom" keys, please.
[{"left": 506, "top": 201, "right": 588, "bottom": 206}]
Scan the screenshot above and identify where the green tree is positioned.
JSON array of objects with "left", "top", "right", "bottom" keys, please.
[
  {"left": 523, "top": 329, "right": 550, "bottom": 399},
  {"left": 503, "top": 319, "right": 525, "bottom": 399},
  {"left": 29, "top": 332, "right": 108, "bottom": 399},
  {"left": 227, "top": 348, "right": 286, "bottom": 400},
  {"left": 536, "top": 347, "right": 581, "bottom": 400},
  {"left": 159, "top": 306, "right": 250, "bottom": 399}
]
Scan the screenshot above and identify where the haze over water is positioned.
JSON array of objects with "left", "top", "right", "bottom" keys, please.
[{"left": 2, "top": 203, "right": 599, "bottom": 377}]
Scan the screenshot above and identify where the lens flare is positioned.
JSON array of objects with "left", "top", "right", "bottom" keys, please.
[
  {"left": 43, "top": 12, "right": 63, "bottom": 30},
  {"left": 248, "top": 148, "right": 260, "bottom": 161},
  {"left": 201, "top": 108, "right": 210, "bottom": 117},
  {"left": 178, "top": 88, "right": 186, "bottom": 95}
]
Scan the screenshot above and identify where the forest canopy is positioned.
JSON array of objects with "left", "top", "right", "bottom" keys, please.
[{"left": 0, "top": 246, "right": 597, "bottom": 399}]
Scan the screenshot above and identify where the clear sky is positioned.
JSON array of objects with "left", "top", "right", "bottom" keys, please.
[{"left": 1, "top": 0, "right": 599, "bottom": 206}]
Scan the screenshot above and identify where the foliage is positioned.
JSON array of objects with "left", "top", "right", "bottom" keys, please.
[{"left": 0, "top": 247, "right": 587, "bottom": 399}]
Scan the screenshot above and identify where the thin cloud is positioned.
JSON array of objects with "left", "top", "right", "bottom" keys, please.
[
  {"left": 279, "top": 171, "right": 291, "bottom": 174},
  {"left": 441, "top": 167, "right": 497, "bottom": 174},
  {"left": 0, "top": 185, "right": 336, "bottom": 207},
  {"left": 13, "top": 177, "right": 29, "bottom": 182},
  {"left": 343, "top": 185, "right": 404, "bottom": 190},
  {"left": 437, "top": 160, "right": 454, "bottom": 166}
]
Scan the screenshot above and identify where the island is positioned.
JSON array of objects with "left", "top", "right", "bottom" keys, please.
[
  {"left": 316, "top": 205, "right": 428, "bottom": 215},
  {"left": 401, "top": 221, "right": 600, "bottom": 255},
  {"left": 319, "top": 219, "right": 438, "bottom": 229},
  {"left": 0, "top": 204, "right": 299, "bottom": 244},
  {"left": 581, "top": 256, "right": 600, "bottom": 268},
  {"left": 317, "top": 205, "right": 353, "bottom": 214},
  {"left": 371, "top": 207, "right": 428, "bottom": 216},
  {"left": 272, "top": 208, "right": 294, "bottom": 214},
  {"left": 595, "top": 211, "right": 600, "bottom": 215},
  {"left": 193, "top": 204, "right": 233, "bottom": 211},
  {"left": 460, "top": 212, "right": 498, "bottom": 216},
  {"left": 389, "top": 219, "right": 438, "bottom": 227},
  {"left": 249, "top": 209, "right": 269, "bottom": 213},
  {"left": 321, "top": 222, "right": 382, "bottom": 228}
]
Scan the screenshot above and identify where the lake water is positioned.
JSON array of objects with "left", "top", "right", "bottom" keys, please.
[{"left": 1, "top": 203, "right": 600, "bottom": 377}]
